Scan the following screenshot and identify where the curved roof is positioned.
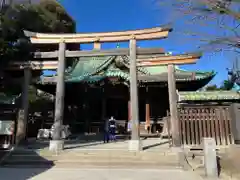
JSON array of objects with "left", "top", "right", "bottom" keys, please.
[
  {"left": 178, "top": 91, "right": 240, "bottom": 101},
  {"left": 38, "top": 55, "right": 215, "bottom": 86}
]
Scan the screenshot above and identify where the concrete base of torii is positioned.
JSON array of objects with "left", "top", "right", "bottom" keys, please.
[
  {"left": 128, "top": 140, "right": 142, "bottom": 151},
  {"left": 49, "top": 140, "right": 64, "bottom": 152}
]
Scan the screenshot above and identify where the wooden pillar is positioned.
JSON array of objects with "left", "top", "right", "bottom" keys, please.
[
  {"left": 145, "top": 103, "right": 150, "bottom": 131},
  {"left": 128, "top": 101, "right": 131, "bottom": 121},
  {"left": 16, "top": 67, "right": 31, "bottom": 144},
  {"left": 102, "top": 89, "right": 106, "bottom": 121},
  {"left": 84, "top": 88, "right": 90, "bottom": 133},
  {"left": 85, "top": 102, "right": 90, "bottom": 133},
  {"left": 50, "top": 41, "right": 66, "bottom": 151},
  {"left": 129, "top": 38, "right": 141, "bottom": 151},
  {"left": 145, "top": 87, "right": 150, "bottom": 133},
  {"left": 167, "top": 64, "right": 181, "bottom": 147}
]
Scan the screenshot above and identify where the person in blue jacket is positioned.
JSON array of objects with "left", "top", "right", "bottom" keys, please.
[{"left": 109, "top": 116, "right": 116, "bottom": 141}]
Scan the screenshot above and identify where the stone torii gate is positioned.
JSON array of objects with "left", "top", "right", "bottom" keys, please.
[{"left": 23, "top": 26, "right": 201, "bottom": 152}]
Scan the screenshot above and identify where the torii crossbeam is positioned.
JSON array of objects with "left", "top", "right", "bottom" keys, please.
[
  {"left": 24, "top": 26, "right": 171, "bottom": 44},
  {"left": 8, "top": 53, "right": 200, "bottom": 70}
]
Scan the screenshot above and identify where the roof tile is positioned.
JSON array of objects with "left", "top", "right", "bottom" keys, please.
[{"left": 178, "top": 91, "right": 240, "bottom": 101}]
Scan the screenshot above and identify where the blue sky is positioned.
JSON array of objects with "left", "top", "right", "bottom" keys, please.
[{"left": 57, "top": 0, "right": 235, "bottom": 85}]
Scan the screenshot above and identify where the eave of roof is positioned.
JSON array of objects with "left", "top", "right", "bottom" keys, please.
[
  {"left": 178, "top": 90, "right": 240, "bottom": 101},
  {"left": 37, "top": 72, "right": 215, "bottom": 85},
  {"left": 36, "top": 55, "right": 215, "bottom": 84},
  {"left": 138, "top": 71, "right": 216, "bottom": 83}
]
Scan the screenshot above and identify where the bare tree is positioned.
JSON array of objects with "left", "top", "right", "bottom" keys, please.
[{"left": 156, "top": 0, "right": 240, "bottom": 54}]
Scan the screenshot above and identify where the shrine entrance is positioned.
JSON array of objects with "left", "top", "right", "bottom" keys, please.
[{"left": 22, "top": 26, "right": 201, "bottom": 152}]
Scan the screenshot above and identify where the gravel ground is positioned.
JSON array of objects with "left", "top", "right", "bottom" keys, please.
[{"left": 220, "top": 147, "right": 240, "bottom": 180}]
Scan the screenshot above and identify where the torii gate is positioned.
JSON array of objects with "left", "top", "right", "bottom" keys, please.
[{"left": 23, "top": 26, "right": 201, "bottom": 152}]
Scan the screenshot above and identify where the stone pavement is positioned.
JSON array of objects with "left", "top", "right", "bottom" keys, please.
[
  {"left": 220, "top": 145, "right": 240, "bottom": 180},
  {"left": 1, "top": 138, "right": 182, "bottom": 169},
  {"left": 0, "top": 168, "right": 204, "bottom": 180},
  {"left": 63, "top": 138, "right": 170, "bottom": 151},
  {"left": 25, "top": 137, "right": 171, "bottom": 151}
]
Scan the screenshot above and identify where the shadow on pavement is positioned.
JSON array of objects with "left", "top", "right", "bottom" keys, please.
[
  {"left": 25, "top": 133, "right": 129, "bottom": 150},
  {"left": 64, "top": 139, "right": 127, "bottom": 150},
  {"left": 0, "top": 167, "right": 52, "bottom": 180},
  {"left": 142, "top": 140, "right": 170, "bottom": 151},
  {"left": 22, "top": 134, "right": 170, "bottom": 152},
  {"left": 0, "top": 147, "right": 54, "bottom": 180}
]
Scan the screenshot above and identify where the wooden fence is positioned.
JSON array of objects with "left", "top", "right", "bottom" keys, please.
[{"left": 178, "top": 105, "right": 234, "bottom": 147}]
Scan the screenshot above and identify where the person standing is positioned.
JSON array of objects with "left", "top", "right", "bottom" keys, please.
[
  {"left": 109, "top": 116, "right": 116, "bottom": 142},
  {"left": 127, "top": 120, "right": 132, "bottom": 140}
]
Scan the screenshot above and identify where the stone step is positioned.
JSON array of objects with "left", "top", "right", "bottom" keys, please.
[
  {"left": 1, "top": 150, "right": 180, "bottom": 169},
  {"left": 10, "top": 149, "right": 177, "bottom": 158},
  {"left": 2, "top": 159, "right": 180, "bottom": 168},
  {"left": 6, "top": 156, "right": 178, "bottom": 162},
  {"left": 9, "top": 154, "right": 177, "bottom": 160},
  {"left": 2, "top": 147, "right": 182, "bottom": 168},
  {"left": 5, "top": 153, "right": 179, "bottom": 163},
  {"left": 3, "top": 157, "right": 179, "bottom": 163}
]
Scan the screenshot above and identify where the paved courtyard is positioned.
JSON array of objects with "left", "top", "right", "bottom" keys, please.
[
  {"left": 0, "top": 168, "right": 204, "bottom": 180},
  {"left": 63, "top": 138, "right": 171, "bottom": 151},
  {"left": 25, "top": 137, "right": 171, "bottom": 152}
]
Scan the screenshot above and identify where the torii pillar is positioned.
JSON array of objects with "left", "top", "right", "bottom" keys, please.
[
  {"left": 49, "top": 40, "right": 66, "bottom": 151},
  {"left": 129, "top": 38, "right": 141, "bottom": 151},
  {"left": 138, "top": 53, "right": 201, "bottom": 148}
]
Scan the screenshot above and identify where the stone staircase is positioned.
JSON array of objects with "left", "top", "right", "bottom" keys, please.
[{"left": 1, "top": 148, "right": 182, "bottom": 169}]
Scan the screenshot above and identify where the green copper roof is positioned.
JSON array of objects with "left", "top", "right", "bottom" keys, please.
[
  {"left": 38, "top": 55, "right": 215, "bottom": 84},
  {"left": 66, "top": 56, "right": 114, "bottom": 81},
  {"left": 142, "top": 65, "right": 214, "bottom": 80},
  {"left": 65, "top": 56, "right": 130, "bottom": 83},
  {"left": 66, "top": 56, "right": 213, "bottom": 82},
  {"left": 178, "top": 91, "right": 240, "bottom": 101}
]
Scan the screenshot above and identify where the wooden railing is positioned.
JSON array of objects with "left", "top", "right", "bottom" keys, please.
[{"left": 178, "top": 105, "right": 234, "bottom": 147}]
